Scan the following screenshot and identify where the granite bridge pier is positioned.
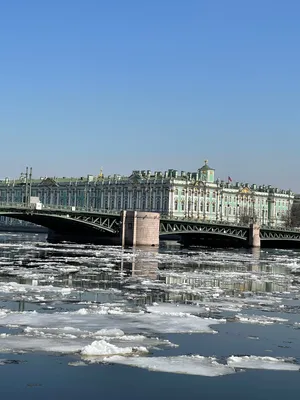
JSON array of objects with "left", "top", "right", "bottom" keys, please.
[{"left": 1, "top": 204, "right": 300, "bottom": 248}]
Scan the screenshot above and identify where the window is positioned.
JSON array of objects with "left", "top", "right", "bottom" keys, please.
[
  {"left": 212, "top": 203, "right": 216, "bottom": 212},
  {"left": 174, "top": 200, "right": 178, "bottom": 211},
  {"left": 200, "top": 202, "right": 203, "bottom": 212},
  {"left": 212, "top": 191, "right": 216, "bottom": 198},
  {"left": 174, "top": 188, "right": 178, "bottom": 195},
  {"left": 194, "top": 202, "right": 197, "bottom": 212},
  {"left": 181, "top": 201, "right": 185, "bottom": 211},
  {"left": 206, "top": 203, "right": 210, "bottom": 212}
]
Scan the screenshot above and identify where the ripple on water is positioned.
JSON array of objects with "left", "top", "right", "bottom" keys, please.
[{"left": 0, "top": 233, "right": 300, "bottom": 377}]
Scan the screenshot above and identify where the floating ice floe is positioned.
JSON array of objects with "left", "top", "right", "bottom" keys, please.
[
  {"left": 98, "top": 354, "right": 300, "bottom": 376},
  {"left": 102, "top": 355, "right": 236, "bottom": 377},
  {"left": 81, "top": 340, "right": 147, "bottom": 357},
  {"left": 235, "top": 314, "right": 289, "bottom": 325},
  {"left": 145, "top": 303, "right": 206, "bottom": 316},
  {"left": 0, "top": 305, "right": 225, "bottom": 335},
  {"left": 227, "top": 356, "right": 300, "bottom": 371}
]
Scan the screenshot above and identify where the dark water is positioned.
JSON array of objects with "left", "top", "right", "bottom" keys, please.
[{"left": 0, "top": 233, "right": 299, "bottom": 399}]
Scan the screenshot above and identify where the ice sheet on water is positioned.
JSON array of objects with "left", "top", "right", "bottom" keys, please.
[
  {"left": 0, "top": 308, "right": 224, "bottom": 334},
  {"left": 0, "top": 330, "right": 171, "bottom": 355},
  {"left": 227, "top": 356, "right": 300, "bottom": 371},
  {"left": 235, "top": 314, "right": 289, "bottom": 325},
  {"left": 81, "top": 340, "right": 147, "bottom": 357},
  {"left": 103, "top": 355, "right": 236, "bottom": 377},
  {"left": 0, "top": 281, "right": 72, "bottom": 295},
  {"left": 145, "top": 303, "right": 206, "bottom": 316}
]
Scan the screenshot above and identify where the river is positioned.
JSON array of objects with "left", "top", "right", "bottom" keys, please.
[{"left": 0, "top": 232, "right": 299, "bottom": 399}]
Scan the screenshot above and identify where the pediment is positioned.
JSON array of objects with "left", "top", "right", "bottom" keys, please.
[
  {"left": 39, "top": 177, "right": 58, "bottom": 187},
  {"left": 239, "top": 187, "right": 252, "bottom": 194},
  {"left": 128, "top": 172, "right": 141, "bottom": 184}
]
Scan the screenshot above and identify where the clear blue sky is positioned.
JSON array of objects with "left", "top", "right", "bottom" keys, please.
[{"left": 0, "top": 0, "right": 299, "bottom": 190}]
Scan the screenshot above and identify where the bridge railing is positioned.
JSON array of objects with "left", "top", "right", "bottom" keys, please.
[
  {"left": 0, "top": 202, "right": 120, "bottom": 215},
  {"left": 1, "top": 202, "right": 300, "bottom": 232}
]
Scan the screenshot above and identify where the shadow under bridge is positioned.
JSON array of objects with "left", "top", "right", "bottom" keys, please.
[
  {"left": 0, "top": 210, "right": 121, "bottom": 237},
  {"left": 160, "top": 220, "right": 249, "bottom": 246}
]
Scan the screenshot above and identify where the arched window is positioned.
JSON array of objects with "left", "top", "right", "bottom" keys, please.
[
  {"left": 194, "top": 202, "right": 197, "bottom": 212},
  {"left": 174, "top": 200, "right": 178, "bottom": 211},
  {"left": 206, "top": 203, "right": 210, "bottom": 212},
  {"left": 174, "top": 188, "right": 178, "bottom": 195},
  {"left": 181, "top": 201, "right": 185, "bottom": 211},
  {"left": 212, "top": 203, "right": 216, "bottom": 212},
  {"left": 200, "top": 202, "right": 204, "bottom": 212}
]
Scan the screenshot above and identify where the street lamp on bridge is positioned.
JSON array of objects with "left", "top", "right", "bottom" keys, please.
[{"left": 22, "top": 167, "right": 33, "bottom": 206}]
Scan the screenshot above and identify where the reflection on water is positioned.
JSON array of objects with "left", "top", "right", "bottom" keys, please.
[
  {"left": 1, "top": 232, "right": 300, "bottom": 394},
  {"left": 0, "top": 237, "right": 293, "bottom": 300},
  {"left": 125, "top": 247, "right": 159, "bottom": 279}
]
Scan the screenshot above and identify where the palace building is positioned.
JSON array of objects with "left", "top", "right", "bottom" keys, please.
[{"left": 0, "top": 161, "right": 294, "bottom": 227}]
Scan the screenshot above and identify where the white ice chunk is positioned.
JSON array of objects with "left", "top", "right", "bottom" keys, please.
[
  {"left": 146, "top": 303, "right": 206, "bottom": 316},
  {"left": 0, "top": 310, "right": 224, "bottom": 334},
  {"left": 235, "top": 314, "right": 288, "bottom": 325},
  {"left": 81, "top": 339, "right": 147, "bottom": 357},
  {"left": 227, "top": 356, "right": 300, "bottom": 371},
  {"left": 104, "top": 355, "right": 236, "bottom": 377},
  {"left": 93, "top": 329, "right": 125, "bottom": 337}
]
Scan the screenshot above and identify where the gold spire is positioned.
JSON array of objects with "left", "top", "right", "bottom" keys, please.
[{"left": 97, "top": 167, "right": 103, "bottom": 180}]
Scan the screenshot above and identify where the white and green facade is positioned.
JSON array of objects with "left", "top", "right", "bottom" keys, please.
[{"left": 0, "top": 162, "right": 294, "bottom": 227}]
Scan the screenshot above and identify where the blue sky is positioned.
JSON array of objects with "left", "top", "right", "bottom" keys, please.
[{"left": 0, "top": 0, "right": 299, "bottom": 190}]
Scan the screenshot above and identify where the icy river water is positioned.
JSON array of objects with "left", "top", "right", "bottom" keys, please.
[{"left": 0, "top": 233, "right": 300, "bottom": 399}]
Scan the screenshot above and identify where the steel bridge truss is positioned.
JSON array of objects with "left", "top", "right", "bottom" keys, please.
[
  {"left": 0, "top": 208, "right": 121, "bottom": 234},
  {"left": 160, "top": 221, "right": 248, "bottom": 240},
  {"left": 69, "top": 213, "right": 120, "bottom": 233},
  {"left": 2, "top": 204, "right": 300, "bottom": 242},
  {"left": 260, "top": 229, "right": 300, "bottom": 241}
]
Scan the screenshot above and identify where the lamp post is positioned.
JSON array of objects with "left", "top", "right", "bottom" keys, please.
[
  {"left": 22, "top": 167, "right": 33, "bottom": 206},
  {"left": 24, "top": 167, "right": 28, "bottom": 205},
  {"left": 251, "top": 196, "right": 256, "bottom": 223}
]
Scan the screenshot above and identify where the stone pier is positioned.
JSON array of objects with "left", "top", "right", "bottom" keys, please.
[
  {"left": 248, "top": 223, "right": 261, "bottom": 248},
  {"left": 121, "top": 211, "right": 160, "bottom": 247}
]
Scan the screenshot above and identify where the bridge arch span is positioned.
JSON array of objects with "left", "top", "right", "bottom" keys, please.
[
  {"left": 161, "top": 230, "right": 248, "bottom": 241},
  {"left": 0, "top": 212, "right": 118, "bottom": 236}
]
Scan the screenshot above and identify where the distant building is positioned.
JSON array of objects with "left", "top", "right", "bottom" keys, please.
[{"left": 0, "top": 161, "right": 294, "bottom": 227}]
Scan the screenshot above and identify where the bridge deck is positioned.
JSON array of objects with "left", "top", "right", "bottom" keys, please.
[{"left": 0, "top": 203, "right": 300, "bottom": 242}]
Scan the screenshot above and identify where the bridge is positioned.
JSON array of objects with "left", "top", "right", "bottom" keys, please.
[{"left": 1, "top": 203, "right": 300, "bottom": 247}]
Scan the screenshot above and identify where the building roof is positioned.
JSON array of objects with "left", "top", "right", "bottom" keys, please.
[{"left": 199, "top": 160, "right": 215, "bottom": 171}]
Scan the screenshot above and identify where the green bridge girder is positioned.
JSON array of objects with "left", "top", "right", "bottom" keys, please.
[{"left": 1, "top": 205, "right": 300, "bottom": 242}]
